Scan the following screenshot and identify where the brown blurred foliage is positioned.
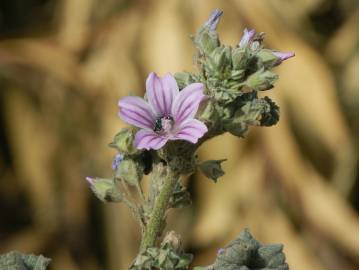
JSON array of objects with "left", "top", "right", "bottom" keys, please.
[{"left": 1, "top": 0, "right": 359, "bottom": 269}]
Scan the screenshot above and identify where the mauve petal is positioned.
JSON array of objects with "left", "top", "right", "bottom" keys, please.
[
  {"left": 172, "top": 119, "right": 208, "bottom": 144},
  {"left": 135, "top": 129, "right": 168, "bottom": 150},
  {"left": 204, "top": 9, "right": 223, "bottom": 32},
  {"left": 118, "top": 96, "right": 155, "bottom": 129},
  {"left": 146, "top": 72, "right": 178, "bottom": 116},
  {"left": 171, "top": 83, "right": 205, "bottom": 124},
  {"left": 149, "top": 137, "right": 168, "bottom": 150},
  {"left": 272, "top": 51, "right": 295, "bottom": 65},
  {"left": 239, "top": 28, "right": 256, "bottom": 48}
]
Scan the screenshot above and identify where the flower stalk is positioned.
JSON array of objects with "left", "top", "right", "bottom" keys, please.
[{"left": 140, "top": 167, "right": 179, "bottom": 251}]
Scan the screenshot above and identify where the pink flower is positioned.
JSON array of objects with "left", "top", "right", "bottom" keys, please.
[{"left": 118, "top": 72, "right": 208, "bottom": 150}]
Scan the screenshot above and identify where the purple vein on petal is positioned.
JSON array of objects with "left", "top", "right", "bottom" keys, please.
[
  {"left": 119, "top": 110, "right": 153, "bottom": 129},
  {"left": 173, "top": 119, "right": 208, "bottom": 143},
  {"left": 135, "top": 129, "right": 168, "bottom": 150},
  {"left": 146, "top": 72, "right": 175, "bottom": 116},
  {"left": 171, "top": 83, "right": 204, "bottom": 124},
  {"left": 118, "top": 96, "right": 155, "bottom": 129}
]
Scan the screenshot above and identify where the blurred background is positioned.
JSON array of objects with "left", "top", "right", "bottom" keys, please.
[{"left": 1, "top": 0, "right": 359, "bottom": 269}]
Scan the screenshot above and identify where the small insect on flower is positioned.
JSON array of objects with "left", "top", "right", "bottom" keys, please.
[{"left": 118, "top": 72, "right": 208, "bottom": 150}]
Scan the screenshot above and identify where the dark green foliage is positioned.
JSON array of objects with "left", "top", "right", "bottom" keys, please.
[
  {"left": 0, "top": 251, "right": 51, "bottom": 270},
  {"left": 195, "top": 229, "right": 288, "bottom": 270},
  {"left": 130, "top": 233, "right": 193, "bottom": 270}
]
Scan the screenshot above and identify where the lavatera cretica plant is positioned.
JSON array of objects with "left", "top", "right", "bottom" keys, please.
[{"left": 86, "top": 9, "right": 294, "bottom": 270}]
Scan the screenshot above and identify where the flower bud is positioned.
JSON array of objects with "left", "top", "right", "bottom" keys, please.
[
  {"left": 204, "top": 9, "right": 223, "bottom": 32},
  {"left": 195, "top": 32, "right": 219, "bottom": 55},
  {"left": 162, "top": 231, "right": 182, "bottom": 251},
  {"left": 198, "top": 159, "right": 227, "bottom": 182},
  {"left": 117, "top": 158, "right": 143, "bottom": 186},
  {"left": 109, "top": 128, "right": 139, "bottom": 155},
  {"left": 232, "top": 47, "right": 250, "bottom": 70},
  {"left": 256, "top": 49, "right": 280, "bottom": 68},
  {"left": 198, "top": 99, "right": 218, "bottom": 125},
  {"left": 224, "top": 98, "right": 273, "bottom": 137},
  {"left": 194, "top": 9, "right": 223, "bottom": 55},
  {"left": 174, "top": 72, "right": 197, "bottom": 89},
  {"left": 244, "top": 69, "right": 278, "bottom": 91},
  {"left": 206, "top": 46, "right": 232, "bottom": 75},
  {"left": 224, "top": 121, "right": 249, "bottom": 138},
  {"left": 86, "top": 177, "right": 122, "bottom": 203},
  {"left": 260, "top": 97, "right": 280, "bottom": 127},
  {"left": 257, "top": 244, "right": 284, "bottom": 265},
  {"left": 200, "top": 229, "right": 289, "bottom": 270},
  {"left": 239, "top": 28, "right": 256, "bottom": 48},
  {"left": 272, "top": 51, "right": 295, "bottom": 66}
]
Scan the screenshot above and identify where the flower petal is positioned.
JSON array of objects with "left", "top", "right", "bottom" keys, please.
[
  {"left": 146, "top": 72, "right": 179, "bottom": 116},
  {"left": 204, "top": 9, "right": 223, "bottom": 32},
  {"left": 171, "top": 83, "right": 205, "bottom": 124},
  {"left": 118, "top": 96, "right": 155, "bottom": 129},
  {"left": 172, "top": 119, "right": 208, "bottom": 144},
  {"left": 272, "top": 51, "right": 295, "bottom": 65},
  {"left": 239, "top": 28, "right": 256, "bottom": 48},
  {"left": 135, "top": 129, "right": 168, "bottom": 150}
]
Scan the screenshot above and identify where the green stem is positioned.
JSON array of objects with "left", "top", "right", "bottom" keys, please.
[{"left": 140, "top": 168, "right": 179, "bottom": 250}]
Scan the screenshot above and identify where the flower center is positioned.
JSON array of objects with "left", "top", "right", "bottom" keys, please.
[{"left": 154, "top": 116, "right": 174, "bottom": 133}]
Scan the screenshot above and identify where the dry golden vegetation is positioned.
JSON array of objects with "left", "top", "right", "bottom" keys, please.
[{"left": 0, "top": 0, "right": 359, "bottom": 269}]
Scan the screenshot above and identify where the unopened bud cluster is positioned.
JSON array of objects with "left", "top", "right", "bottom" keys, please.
[{"left": 175, "top": 9, "right": 292, "bottom": 143}]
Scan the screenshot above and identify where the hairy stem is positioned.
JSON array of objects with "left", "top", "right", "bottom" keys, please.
[{"left": 140, "top": 168, "right": 179, "bottom": 250}]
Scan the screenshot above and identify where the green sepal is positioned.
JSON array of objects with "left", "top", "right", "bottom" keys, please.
[
  {"left": 198, "top": 99, "right": 219, "bottom": 126},
  {"left": 232, "top": 47, "right": 250, "bottom": 70},
  {"left": 130, "top": 232, "right": 193, "bottom": 270},
  {"left": 89, "top": 177, "right": 122, "bottom": 203},
  {"left": 197, "top": 229, "right": 289, "bottom": 270},
  {"left": 224, "top": 98, "right": 275, "bottom": 137},
  {"left": 260, "top": 97, "right": 280, "bottom": 127},
  {"left": 174, "top": 72, "right": 199, "bottom": 89},
  {"left": 169, "top": 182, "right": 191, "bottom": 209},
  {"left": 109, "top": 128, "right": 140, "bottom": 155},
  {"left": 205, "top": 46, "right": 232, "bottom": 77},
  {"left": 256, "top": 49, "right": 280, "bottom": 68},
  {"left": 117, "top": 158, "right": 143, "bottom": 186},
  {"left": 243, "top": 69, "right": 278, "bottom": 91},
  {"left": 193, "top": 29, "right": 220, "bottom": 55},
  {"left": 198, "top": 159, "right": 227, "bottom": 182}
]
